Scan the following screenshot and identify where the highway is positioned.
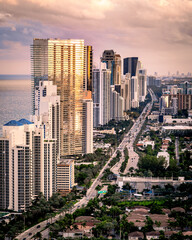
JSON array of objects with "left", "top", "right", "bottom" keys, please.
[
  {"left": 111, "top": 88, "right": 156, "bottom": 174},
  {"left": 16, "top": 89, "right": 156, "bottom": 240}
]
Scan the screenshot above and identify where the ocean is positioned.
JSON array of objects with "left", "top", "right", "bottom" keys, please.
[{"left": 0, "top": 75, "right": 31, "bottom": 136}]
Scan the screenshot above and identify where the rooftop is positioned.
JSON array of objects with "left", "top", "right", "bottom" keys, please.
[
  {"left": 4, "top": 119, "right": 33, "bottom": 127},
  {"left": 128, "top": 231, "right": 144, "bottom": 237},
  {"left": 18, "top": 119, "right": 33, "bottom": 125},
  {"left": 4, "top": 120, "right": 23, "bottom": 126},
  {"left": 58, "top": 159, "right": 74, "bottom": 166}
]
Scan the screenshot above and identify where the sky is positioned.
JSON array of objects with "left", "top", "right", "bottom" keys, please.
[{"left": 0, "top": 0, "right": 192, "bottom": 75}]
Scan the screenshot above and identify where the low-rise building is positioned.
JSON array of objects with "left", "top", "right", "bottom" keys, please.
[
  {"left": 146, "top": 231, "right": 160, "bottom": 240},
  {"left": 128, "top": 231, "right": 144, "bottom": 240},
  {"left": 57, "top": 159, "right": 75, "bottom": 196},
  {"left": 137, "top": 140, "right": 155, "bottom": 149}
]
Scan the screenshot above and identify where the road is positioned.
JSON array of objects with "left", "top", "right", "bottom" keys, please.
[
  {"left": 111, "top": 88, "right": 156, "bottom": 174},
  {"left": 16, "top": 89, "right": 156, "bottom": 240}
]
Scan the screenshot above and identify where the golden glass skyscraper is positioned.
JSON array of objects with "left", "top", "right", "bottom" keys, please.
[{"left": 31, "top": 39, "right": 92, "bottom": 156}]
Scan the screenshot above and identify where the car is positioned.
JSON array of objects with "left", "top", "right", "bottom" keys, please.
[
  {"left": 37, "top": 225, "right": 41, "bottom": 228},
  {"left": 46, "top": 222, "right": 50, "bottom": 226},
  {"left": 28, "top": 232, "right": 32, "bottom": 236}
]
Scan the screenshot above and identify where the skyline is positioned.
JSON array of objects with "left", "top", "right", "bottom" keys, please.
[{"left": 0, "top": 0, "right": 191, "bottom": 75}]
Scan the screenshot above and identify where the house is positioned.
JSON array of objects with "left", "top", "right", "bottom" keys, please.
[
  {"left": 164, "top": 231, "right": 177, "bottom": 238},
  {"left": 128, "top": 231, "right": 144, "bottom": 240},
  {"left": 162, "top": 208, "right": 171, "bottom": 215},
  {"left": 150, "top": 214, "right": 174, "bottom": 231},
  {"left": 74, "top": 216, "right": 100, "bottom": 233},
  {"left": 74, "top": 221, "right": 97, "bottom": 233},
  {"left": 171, "top": 207, "right": 185, "bottom": 213},
  {"left": 146, "top": 231, "right": 160, "bottom": 240},
  {"left": 127, "top": 214, "right": 146, "bottom": 230},
  {"left": 183, "top": 231, "right": 192, "bottom": 237},
  {"left": 61, "top": 229, "right": 84, "bottom": 238}
]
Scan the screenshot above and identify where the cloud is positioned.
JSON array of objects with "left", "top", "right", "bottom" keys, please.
[{"left": 0, "top": 0, "right": 192, "bottom": 74}]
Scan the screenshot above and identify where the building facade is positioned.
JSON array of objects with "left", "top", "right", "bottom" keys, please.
[
  {"left": 93, "top": 69, "right": 100, "bottom": 128},
  {"left": 83, "top": 91, "right": 93, "bottom": 154},
  {"left": 101, "top": 50, "right": 121, "bottom": 85},
  {"left": 57, "top": 159, "right": 75, "bottom": 195},
  {"left": 31, "top": 39, "right": 92, "bottom": 156},
  {"left": 100, "top": 67, "right": 111, "bottom": 125},
  {"left": 0, "top": 119, "right": 57, "bottom": 211}
]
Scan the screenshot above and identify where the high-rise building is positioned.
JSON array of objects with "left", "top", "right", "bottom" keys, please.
[
  {"left": 110, "top": 86, "right": 124, "bottom": 121},
  {"left": 114, "top": 54, "right": 121, "bottom": 85},
  {"left": 12, "top": 145, "right": 32, "bottom": 212},
  {"left": 83, "top": 91, "right": 93, "bottom": 154},
  {"left": 84, "top": 46, "right": 93, "bottom": 91},
  {"left": 31, "top": 80, "right": 60, "bottom": 159},
  {"left": 121, "top": 73, "right": 131, "bottom": 111},
  {"left": 131, "top": 76, "right": 139, "bottom": 108},
  {"left": 138, "top": 69, "right": 147, "bottom": 102},
  {"left": 123, "top": 57, "right": 141, "bottom": 108},
  {"left": 100, "top": 66, "right": 111, "bottom": 125},
  {"left": 101, "top": 50, "right": 121, "bottom": 85},
  {"left": 93, "top": 69, "right": 100, "bottom": 128},
  {"left": 0, "top": 139, "right": 9, "bottom": 210},
  {"left": 0, "top": 118, "right": 57, "bottom": 211},
  {"left": 32, "top": 81, "right": 60, "bottom": 157},
  {"left": 57, "top": 159, "right": 74, "bottom": 196},
  {"left": 31, "top": 39, "right": 92, "bottom": 156},
  {"left": 32, "top": 127, "right": 57, "bottom": 200},
  {"left": 0, "top": 120, "right": 34, "bottom": 211},
  {"left": 123, "top": 57, "right": 138, "bottom": 77}
]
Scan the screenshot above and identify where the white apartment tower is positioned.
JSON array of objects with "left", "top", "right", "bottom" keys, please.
[
  {"left": 83, "top": 91, "right": 93, "bottom": 154},
  {"left": 31, "top": 80, "right": 60, "bottom": 160},
  {"left": 138, "top": 69, "right": 147, "bottom": 102},
  {"left": 100, "top": 65, "right": 111, "bottom": 125},
  {"left": 0, "top": 118, "right": 57, "bottom": 211},
  {"left": 121, "top": 73, "right": 131, "bottom": 111},
  {"left": 0, "top": 119, "right": 34, "bottom": 211},
  {"left": 131, "top": 76, "right": 139, "bottom": 108}
]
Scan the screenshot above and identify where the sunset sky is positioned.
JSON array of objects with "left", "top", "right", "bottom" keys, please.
[{"left": 0, "top": 0, "right": 192, "bottom": 75}]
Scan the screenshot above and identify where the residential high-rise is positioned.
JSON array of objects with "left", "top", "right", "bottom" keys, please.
[
  {"left": 93, "top": 69, "right": 100, "bottom": 128},
  {"left": 131, "top": 76, "right": 139, "bottom": 108},
  {"left": 123, "top": 57, "right": 138, "bottom": 77},
  {"left": 124, "top": 57, "right": 140, "bottom": 108},
  {"left": 31, "top": 39, "right": 92, "bottom": 156},
  {"left": 121, "top": 73, "right": 131, "bottom": 111},
  {"left": 57, "top": 159, "right": 75, "bottom": 196},
  {"left": 101, "top": 50, "right": 121, "bottom": 85},
  {"left": 12, "top": 145, "right": 32, "bottom": 212},
  {"left": 0, "top": 139, "right": 9, "bottom": 210},
  {"left": 110, "top": 86, "right": 124, "bottom": 120},
  {"left": 0, "top": 118, "right": 57, "bottom": 211},
  {"left": 31, "top": 80, "right": 60, "bottom": 160},
  {"left": 138, "top": 69, "right": 147, "bottom": 102},
  {"left": 114, "top": 54, "right": 121, "bottom": 85},
  {"left": 83, "top": 91, "right": 93, "bottom": 154},
  {"left": 84, "top": 46, "right": 93, "bottom": 91},
  {"left": 0, "top": 120, "right": 34, "bottom": 211},
  {"left": 100, "top": 65, "right": 111, "bottom": 125},
  {"left": 32, "top": 127, "right": 57, "bottom": 200}
]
